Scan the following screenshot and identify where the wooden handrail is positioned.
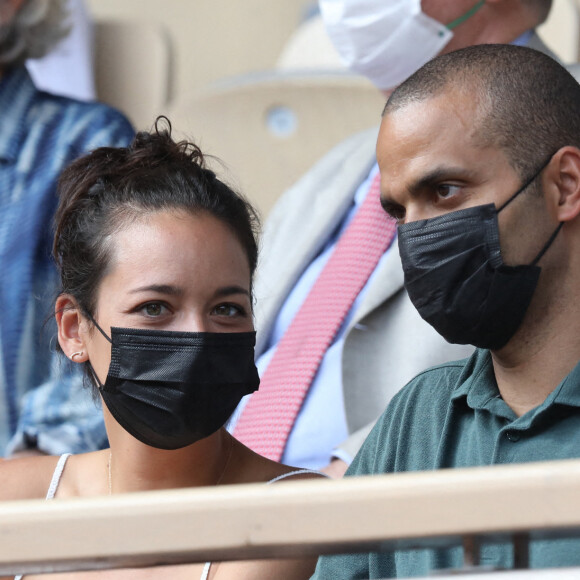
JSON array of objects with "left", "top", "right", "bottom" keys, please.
[{"left": 1, "top": 459, "right": 580, "bottom": 575}]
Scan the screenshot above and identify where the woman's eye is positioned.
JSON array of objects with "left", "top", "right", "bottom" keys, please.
[
  {"left": 142, "top": 303, "right": 166, "bottom": 317},
  {"left": 213, "top": 303, "right": 243, "bottom": 317}
]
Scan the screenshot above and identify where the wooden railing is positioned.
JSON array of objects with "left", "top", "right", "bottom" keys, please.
[{"left": 1, "top": 459, "right": 580, "bottom": 577}]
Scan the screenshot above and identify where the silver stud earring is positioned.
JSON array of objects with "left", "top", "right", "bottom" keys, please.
[{"left": 71, "top": 351, "right": 84, "bottom": 362}]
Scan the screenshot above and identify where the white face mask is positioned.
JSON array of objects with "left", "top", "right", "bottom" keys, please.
[{"left": 319, "top": 0, "right": 484, "bottom": 91}]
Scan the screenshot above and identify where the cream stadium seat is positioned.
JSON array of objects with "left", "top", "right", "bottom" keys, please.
[
  {"left": 88, "top": 0, "right": 317, "bottom": 106},
  {"left": 166, "top": 70, "right": 385, "bottom": 218},
  {"left": 94, "top": 20, "right": 172, "bottom": 129},
  {"left": 537, "top": 0, "right": 580, "bottom": 63},
  {"left": 276, "top": 14, "right": 344, "bottom": 71}
]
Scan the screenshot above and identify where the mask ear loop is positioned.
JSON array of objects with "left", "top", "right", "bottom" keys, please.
[
  {"left": 530, "top": 222, "right": 564, "bottom": 267},
  {"left": 446, "top": 0, "right": 485, "bottom": 31},
  {"left": 85, "top": 312, "right": 113, "bottom": 344},
  {"left": 87, "top": 363, "right": 106, "bottom": 390},
  {"left": 494, "top": 152, "right": 563, "bottom": 267},
  {"left": 83, "top": 311, "right": 112, "bottom": 390},
  {"left": 497, "top": 153, "right": 556, "bottom": 213}
]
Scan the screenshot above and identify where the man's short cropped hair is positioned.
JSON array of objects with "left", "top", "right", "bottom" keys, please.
[{"left": 384, "top": 44, "right": 580, "bottom": 178}]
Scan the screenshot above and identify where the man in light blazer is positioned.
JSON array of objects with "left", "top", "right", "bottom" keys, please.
[{"left": 230, "top": 0, "right": 566, "bottom": 475}]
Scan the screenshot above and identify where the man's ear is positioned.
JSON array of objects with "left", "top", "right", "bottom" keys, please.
[
  {"left": 545, "top": 146, "right": 580, "bottom": 223},
  {"left": 56, "top": 294, "right": 88, "bottom": 363}
]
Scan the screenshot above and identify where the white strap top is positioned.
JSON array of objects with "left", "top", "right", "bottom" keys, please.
[
  {"left": 45, "top": 453, "right": 72, "bottom": 500},
  {"left": 15, "top": 460, "right": 324, "bottom": 580},
  {"left": 14, "top": 453, "right": 72, "bottom": 580}
]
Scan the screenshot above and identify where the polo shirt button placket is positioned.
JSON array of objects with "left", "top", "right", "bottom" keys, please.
[{"left": 506, "top": 431, "right": 521, "bottom": 442}]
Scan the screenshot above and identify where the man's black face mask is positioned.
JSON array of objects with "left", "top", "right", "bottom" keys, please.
[
  {"left": 397, "top": 154, "right": 562, "bottom": 351},
  {"left": 89, "top": 322, "right": 260, "bottom": 450}
]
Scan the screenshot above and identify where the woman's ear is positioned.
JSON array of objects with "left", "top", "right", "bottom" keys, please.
[
  {"left": 547, "top": 146, "right": 580, "bottom": 223},
  {"left": 56, "top": 294, "right": 88, "bottom": 363}
]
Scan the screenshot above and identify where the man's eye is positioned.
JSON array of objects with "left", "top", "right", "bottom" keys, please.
[
  {"left": 213, "top": 304, "right": 243, "bottom": 317},
  {"left": 436, "top": 184, "right": 461, "bottom": 199}
]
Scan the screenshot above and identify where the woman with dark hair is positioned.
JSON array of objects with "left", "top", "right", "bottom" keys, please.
[{"left": 0, "top": 121, "right": 322, "bottom": 580}]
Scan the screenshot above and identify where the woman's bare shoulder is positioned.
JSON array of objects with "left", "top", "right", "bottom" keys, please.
[
  {"left": 231, "top": 438, "right": 328, "bottom": 484},
  {"left": 0, "top": 455, "right": 61, "bottom": 501}
]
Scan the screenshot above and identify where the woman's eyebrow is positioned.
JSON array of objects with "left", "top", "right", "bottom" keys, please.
[
  {"left": 129, "top": 284, "right": 184, "bottom": 296},
  {"left": 128, "top": 284, "right": 250, "bottom": 298},
  {"left": 213, "top": 285, "right": 250, "bottom": 298}
]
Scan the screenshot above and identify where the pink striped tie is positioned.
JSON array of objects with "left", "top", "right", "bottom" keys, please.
[{"left": 234, "top": 173, "right": 397, "bottom": 460}]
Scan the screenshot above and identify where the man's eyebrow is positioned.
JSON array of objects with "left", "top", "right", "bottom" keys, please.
[
  {"left": 129, "top": 284, "right": 184, "bottom": 296},
  {"left": 380, "top": 195, "right": 404, "bottom": 218},
  {"left": 408, "top": 166, "right": 476, "bottom": 196},
  {"left": 213, "top": 285, "right": 250, "bottom": 299}
]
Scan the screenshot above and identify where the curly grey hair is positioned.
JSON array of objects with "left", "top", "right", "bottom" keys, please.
[{"left": 0, "top": 0, "right": 70, "bottom": 67}]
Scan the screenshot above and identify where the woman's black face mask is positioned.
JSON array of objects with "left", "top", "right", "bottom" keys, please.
[
  {"left": 397, "top": 154, "right": 562, "bottom": 351},
  {"left": 89, "top": 321, "right": 260, "bottom": 450}
]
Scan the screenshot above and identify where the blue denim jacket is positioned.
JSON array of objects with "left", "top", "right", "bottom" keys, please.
[{"left": 0, "top": 66, "right": 134, "bottom": 455}]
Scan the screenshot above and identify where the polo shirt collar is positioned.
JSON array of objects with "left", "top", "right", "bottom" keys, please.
[
  {"left": 0, "top": 66, "right": 37, "bottom": 163},
  {"left": 451, "top": 348, "right": 580, "bottom": 417},
  {"left": 550, "top": 358, "right": 580, "bottom": 408},
  {"left": 451, "top": 349, "right": 498, "bottom": 405},
  {"left": 456, "top": 349, "right": 519, "bottom": 420}
]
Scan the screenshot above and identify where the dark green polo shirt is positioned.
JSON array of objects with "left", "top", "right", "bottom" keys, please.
[{"left": 313, "top": 349, "right": 580, "bottom": 579}]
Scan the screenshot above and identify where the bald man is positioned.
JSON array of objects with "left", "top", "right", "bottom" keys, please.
[{"left": 313, "top": 44, "right": 580, "bottom": 578}]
